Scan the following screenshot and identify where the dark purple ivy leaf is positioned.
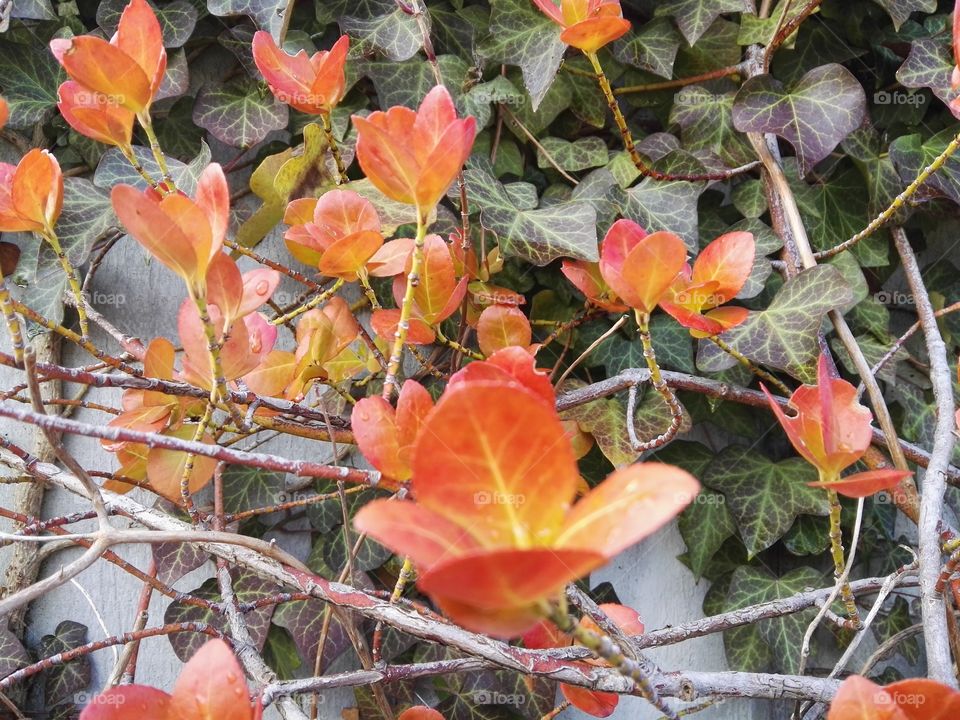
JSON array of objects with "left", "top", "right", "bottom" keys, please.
[{"left": 732, "top": 64, "right": 867, "bottom": 175}]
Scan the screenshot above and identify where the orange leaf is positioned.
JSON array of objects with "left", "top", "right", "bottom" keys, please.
[
  {"left": 762, "top": 355, "right": 874, "bottom": 477},
  {"left": 115, "top": 0, "right": 167, "bottom": 95},
  {"left": 353, "top": 499, "right": 481, "bottom": 567},
  {"left": 556, "top": 463, "right": 700, "bottom": 558},
  {"left": 617, "top": 230, "right": 688, "bottom": 314},
  {"left": 145, "top": 426, "right": 218, "bottom": 502},
  {"left": 691, "top": 231, "right": 755, "bottom": 304},
  {"left": 0, "top": 149, "right": 63, "bottom": 233},
  {"left": 560, "top": 16, "right": 630, "bottom": 52},
  {"left": 370, "top": 308, "right": 435, "bottom": 345},
  {"left": 398, "top": 708, "right": 445, "bottom": 720},
  {"left": 561, "top": 685, "right": 620, "bottom": 717},
  {"left": 252, "top": 32, "right": 349, "bottom": 115},
  {"left": 885, "top": 678, "right": 960, "bottom": 720},
  {"left": 242, "top": 349, "right": 296, "bottom": 398},
  {"left": 0, "top": 96, "right": 7, "bottom": 130},
  {"left": 446, "top": 347, "right": 555, "bottom": 407},
  {"left": 808, "top": 469, "right": 913, "bottom": 498},
  {"left": 57, "top": 80, "right": 135, "bottom": 147},
  {"left": 78, "top": 685, "right": 172, "bottom": 720},
  {"left": 49, "top": 36, "right": 152, "bottom": 112},
  {"left": 353, "top": 86, "right": 476, "bottom": 212},
  {"left": 827, "top": 676, "right": 907, "bottom": 720},
  {"left": 476, "top": 305, "right": 533, "bottom": 356},
  {"left": 419, "top": 547, "right": 603, "bottom": 615},
  {"left": 168, "top": 639, "right": 253, "bottom": 720},
  {"left": 411, "top": 382, "right": 579, "bottom": 544}
]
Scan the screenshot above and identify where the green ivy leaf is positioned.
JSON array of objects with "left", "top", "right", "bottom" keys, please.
[
  {"left": 164, "top": 569, "right": 276, "bottom": 660},
  {"left": 678, "top": 489, "right": 738, "bottom": 578},
  {"left": 363, "top": 55, "right": 471, "bottom": 111},
  {"left": 655, "top": 0, "right": 754, "bottom": 46},
  {"left": 704, "top": 448, "right": 830, "bottom": 557},
  {"left": 207, "top": 0, "right": 287, "bottom": 40},
  {"left": 671, "top": 86, "right": 755, "bottom": 168},
  {"left": 272, "top": 598, "right": 353, "bottom": 669},
  {"left": 342, "top": 6, "right": 422, "bottom": 62},
  {"left": 612, "top": 17, "right": 681, "bottom": 78},
  {"left": 0, "top": 39, "right": 64, "bottom": 129},
  {"left": 97, "top": 0, "right": 199, "bottom": 48},
  {"left": 0, "top": 628, "right": 29, "bottom": 678},
  {"left": 872, "top": 0, "right": 936, "bottom": 30},
  {"left": 39, "top": 621, "right": 90, "bottom": 707},
  {"left": 478, "top": 0, "right": 566, "bottom": 110},
  {"left": 696, "top": 265, "right": 854, "bottom": 380},
  {"left": 732, "top": 64, "right": 867, "bottom": 175},
  {"left": 462, "top": 160, "right": 598, "bottom": 265},
  {"left": 783, "top": 514, "right": 831, "bottom": 556},
  {"left": 221, "top": 465, "right": 287, "bottom": 514},
  {"left": 890, "top": 130, "right": 960, "bottom": 206},
  {"left": 193, "top": 77, "right": 289, "bottom": 148},
  {"left": 537, "top": 137, "right": 609, "bottom": 172},
  {"left": 620, "top": 176, "right": 703, "bottom": 252},
  {"left": 722, "top": 566, "right": 824, "bottom": 674}
]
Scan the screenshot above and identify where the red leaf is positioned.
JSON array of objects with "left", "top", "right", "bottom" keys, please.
[{"left": 808, "top": 469, "right": 913, "bottom": 498}]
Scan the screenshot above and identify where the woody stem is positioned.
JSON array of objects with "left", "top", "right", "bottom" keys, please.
[
  {"left": 708, "top": 335, "right": 792, "bottom": 395},
  {"left": 382, "top": 216, "right": 428, "bottom": 400},
  {"left": 118, "top": 143, "right": 161, "bottom": 189},
  {"left": 632, "top": 311, "right": 683, "bottom": 451},
  {"left": 137, "top": 111, "right": 175, "bottom": 191},
  {"left": 584, "top": 52, "right": 749, "bottom": 183},
  {"left": 270, "top": 279, "right": 345, "bottom": 326},
  {"left": 0, "top": 268, "right": 24, "bottom": 365},
  {"left": 191, "top": 290, "right": 243, "bottom": 429},
  {"left": 179, "top": 402, "right": 214, "bottom": 521},
  {"left": 41, "top": 229, "right": 89, "bottom": 341},
  {"left": 825, "top": 482, "right": 862, "bottom": 628},
  {"left": 320, "top": 112, "right": 349, "bottom": 185},
  {"left": 542, "top": 601, "right": 678, "bottom": 720}
]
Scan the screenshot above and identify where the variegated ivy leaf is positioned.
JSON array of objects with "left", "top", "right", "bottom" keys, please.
[
  {"left": 342, "top": 5, "right": 422, "bottom": 62},
  {"left": 704, "top": 447, "right": 829, "bottom": 558},
  {"left": 164, "top": 569, "right": 276, "bottom": 661},
  {"left": 620, "top": 177, "right": 703, "bottom": 252},
  {"left": 732, "top": 64, "right": 867, "bottom": 175},
  {"left": 696, "top": 265, "right": 854, "bottom": 381},
  {"left": 721, "top": 566, "right": 825, "bottom": 674},
  {"left": 537, "top": 137, "right": 609, "bottom": 172},
  {"left": 611, "top": 17, "right": 682, "bottom": 79},
  {"left": 896, "top": 30, "right": 958, "bottom": 106},
  {"left": 193, "top": 77, "right": 289, "bottom": 148},
  {"left": 38, "top": 621, "right": 90, "bottom": 707},
  {"left": 207, "top": 0, "right": 287, "bottom": 40},
  {"left": 0, "top": 628, "right": 29, "bottom": 678},
  {"left": 478, "top": 0, "right": 566, "bottom": 110},
  {"left": 872, "top": 0, "right": 936, "bottom": 31},
  {"left": 670, "top": 85, "right": 755, "bottom": 168},
  {"left": 0, "top": 38, "right": 63, "bottom": 129},
  {"left": 655, "top": 0, "right": 754, "bottom": 46},
  {"left": 362, "top": 54, "right": 471, "bottom": 112},
  {"left": 461, "top": 159, "right": 598, "bottom": 265},
  {"left": 221, "top": 465, "right": 286, "bottom": 514},
  {"left": 890, "top": 130, "right": 960, "bottom": 207},
  {"left": 97, "top": 0, "right": 199, "bottom": 48},
  {"left": 94, "top": 142, "right": 212, "bottom": 195}
]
